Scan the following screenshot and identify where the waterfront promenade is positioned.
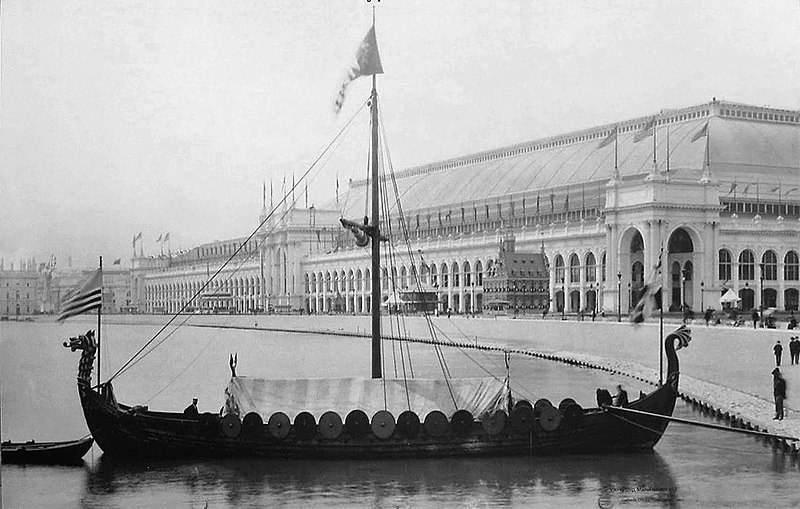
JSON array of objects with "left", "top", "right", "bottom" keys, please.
[{"left": 61, "top": 312, "right": 800, "bottom": 443}]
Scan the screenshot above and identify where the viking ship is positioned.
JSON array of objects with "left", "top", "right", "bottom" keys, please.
[{"left": 63, "top": 22, "right": 684, "bottom": 460}]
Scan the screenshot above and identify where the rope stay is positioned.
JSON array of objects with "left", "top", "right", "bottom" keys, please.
[{"left": 109, "top": 99, "right": 370, "bottom": 383}]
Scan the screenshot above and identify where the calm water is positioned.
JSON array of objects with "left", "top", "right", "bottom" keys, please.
[{"left": 2, "top": 319, "right": 798, "bottom": 508}]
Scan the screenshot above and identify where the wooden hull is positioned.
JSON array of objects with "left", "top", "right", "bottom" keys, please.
[
  {"left": 77, "top": 378, "right": 677, "bottom": 460},
  {"left": 1, "top": 436, "right": 93, "bottom": 465}
]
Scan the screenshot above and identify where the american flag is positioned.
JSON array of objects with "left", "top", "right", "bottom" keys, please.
[
  {"left": 667, "top": 325, "right": 692, "bottom": 350},
  {"left": 57, "top": 269, "right": 102, "bottom": 322}
]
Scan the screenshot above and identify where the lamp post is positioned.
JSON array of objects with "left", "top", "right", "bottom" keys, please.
[
  {"left": 700, "top": 281, "right": 704, "bottom": 312},
  {"left": 617, "top": 271, "right": 622, "bottom": 322},
  {"left": 681, "top": 270, "right": 687, "bottom": 324},
  {"left": 561, "top": 277, "right": 566, "bottom": 320}
]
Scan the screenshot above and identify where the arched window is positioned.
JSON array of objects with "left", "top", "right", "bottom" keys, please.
[
  {"left": 585, "top": 253, "right": 597, "bottom": 282},
  {"left": 785, "top": 251, "right": 799, "bottom": 281},
  {"left": 739, "top": 250, "right": 755, "bottom": 280},
  {"left": 554, "top": 255, "right": 565, "bottom": 281},
  {"left": 569, "top": 254, "right": 580, "bottom": 282},
  {"left": 762, "top": 251, "right": 777, "bottom": 281},
  {"left": 668, "top": 228, "right": 694, "bottom": 253},
  {"left": 718, "top": 249, "right": 732, "bottom": 281},
  {"left": 630, "top": 231, "right": 644, "bottom": 253},
  {"left": 441, "top": 263, "right": 449, "bottom": 287},
  {"left": 601, "top": 252, "right": 607, "bottom": 282}
]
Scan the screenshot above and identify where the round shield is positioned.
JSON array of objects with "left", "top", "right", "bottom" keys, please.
[
  {"left": 345, "top": 409, "right": 371, "bottom": 438},
  {"left": 511, "top": 404, "right": 535, "bottom": 433},
  {"left": 538, "top": 404, "right": 561, "bottom": 432},
  {"left": 533, "top": 398, "right": 554, "bottom": 417},
  {"left": 424, "top": 410, "right": 449, "bottom": 437},
  {"left": 199, "top": 412, "right": 220, "bottom": 438},
  {"left": 396, "top": 410, "right": 421, "bottom": 438},
  {"left": 559, "top": 400, "right": 584, "bottom": 428},
  {"left": 371, "top": 410, "right": 396, "bottom": 439},
  {"left": 515, "top": 399, "right": 533, "bottom": 410},
  {"left": 481, "top": 411, "right": 507, "bottom": 436},
  {"left": 267, "top": 411, "right": 291, "bottom": 439},
  {"left": 319, "top": 411, "right": 344, "bottom": 440},
  {"left": 242, "top": 412, "right": 263, "bottom": 437},
  {"left": 294, "top": 411, "right": 317, "bottom": 439},
  {"left": 221, "top": 413, "right": 242, "bottom": 438},
  {"left": 451, "top": 409, "right": 474, "bottom": 437},
  {"left": 558, "top": 398, "right": 577, "bottom": 412}
]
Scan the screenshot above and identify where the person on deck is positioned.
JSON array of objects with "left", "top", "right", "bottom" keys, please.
[
  {"left": 774, "top": 340, "right": 784, "bottom": 366},
  {"left": 614, "top": 385, "right": 629, "bottom": 407},
  {"left": 596, "top": 388, "right": 613, "bottom": 407},
  {"left": 183, "top": 398, "right": 199, "bottom": 419},
  {"left": 773, "top": 368, "right": 786, "bottom": 420}
]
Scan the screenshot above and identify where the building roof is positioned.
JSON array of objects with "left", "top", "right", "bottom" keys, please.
[{"left": 340, "top": 101, "right": 800, "bottom": 216}]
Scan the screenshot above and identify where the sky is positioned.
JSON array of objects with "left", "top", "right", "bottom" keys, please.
[{"left": 1, "top": 0, "right": 799, "bottom": 269}]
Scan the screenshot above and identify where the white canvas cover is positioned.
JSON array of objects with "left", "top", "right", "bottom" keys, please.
[
  {"left": 225, "top": 377, "right": 508, "bottom": 420},
  {"left": 719, "top": 288, "right": 741, "bottom": 304}
]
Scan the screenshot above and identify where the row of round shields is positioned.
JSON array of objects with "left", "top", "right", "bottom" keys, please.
[{"left": 212, "top": 398, "right": 583, "bottom": 440}]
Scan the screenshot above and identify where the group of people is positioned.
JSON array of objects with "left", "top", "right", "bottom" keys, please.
[{"left": 596, "top": 385, "right": 628, "bottom": 407}]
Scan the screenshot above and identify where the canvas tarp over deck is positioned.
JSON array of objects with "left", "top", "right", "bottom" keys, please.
[{"left": 225, "top": 377, "right": 508, "bottom": 420}]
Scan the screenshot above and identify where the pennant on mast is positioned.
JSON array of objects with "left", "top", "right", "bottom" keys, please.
[{"left": 334, "top": 25, "right": 384, "bottom": 113}]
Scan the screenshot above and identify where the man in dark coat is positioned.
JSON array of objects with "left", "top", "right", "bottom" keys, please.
[
  {"left": 790, "top": 337, "right": 799, "bottom": 365},
  {"left": 752, "top": 310, "right": 760, "bottom": 329},
  {"left": 183, "top": 397, "right": 199, "bottom": 419},
  {"left": 614, "top": 384, "right": 629, "bottom": 407},
  {"left": 774, "top": 341, "right": 783, "bottom": 366},
  {"left": 773, "top": 368, "right": 786, "bottom": 420}
]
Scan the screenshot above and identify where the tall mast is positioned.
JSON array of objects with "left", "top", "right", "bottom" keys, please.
[
  {"left": 98, "top": 256, "right": 103, "bottom": 385},
  {"left": 370, "top": 74, "right": 382, "bottom": 379}
]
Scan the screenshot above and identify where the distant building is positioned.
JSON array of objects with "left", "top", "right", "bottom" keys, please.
[
  {"left": 0, "top": 269, "right": 40, "bottom": 316},
  {"left": 482, "top": 230, "right": 550, "bottom": 314},
  {"left": 101, "top": 267, "right": 132, "bottom": 314},
  {"left": 130, "top": 100, "right": 800, "bottom": 317}
]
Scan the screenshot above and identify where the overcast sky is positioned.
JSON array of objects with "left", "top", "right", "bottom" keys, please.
[{"left": 2, "top": 0, "right": 799, "bottom": 269}]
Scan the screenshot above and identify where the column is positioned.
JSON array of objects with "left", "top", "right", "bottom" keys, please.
[
  {"left": 778, "top": 260, "right": 786, "bottom": 310},
  {"left": 549, "top": 253, "right": 557, "bottom": 313},
  {"left": 579, "top": 255, "right": 586, "bottom": 312}
]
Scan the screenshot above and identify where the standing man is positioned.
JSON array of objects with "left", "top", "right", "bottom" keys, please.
[
  {"left": 790, "top": 337, "right": 799, "bottom": 365},
  {"left": 184, "top": 397, "right": 199, "bottom": 419},
  {"left": 773, "top": 368, "right": 786, "bottom": 420},
  {"left": 774, "top": 340, "right": 784, "bottom": 367},
  {"left": 752, "top": 309, "right": 760, "bottom": 329}
]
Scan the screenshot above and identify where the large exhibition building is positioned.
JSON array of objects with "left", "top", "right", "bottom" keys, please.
[{"left": 132, "top": 99, "right": 800, "bottom": 318}]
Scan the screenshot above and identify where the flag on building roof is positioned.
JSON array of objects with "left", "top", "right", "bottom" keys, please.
[
  {"left": 164, "top": 232, "right": 170, "bottom": 242},
  {"left": 334, "top": 25, "right": 384, "bottom": 113},
  {"left": 156, "top": 234, "right": 162, "bottom": 242},
  {"left": 633, "top": 117, "right": 657, "bottom": 143},
  {"left": 667, "top": 325, "right": 692, "bottom": 350},
  {"left": 113, "top": 258, "right": 121, "bottom": 265},
  {"left": 691, "top": 121, "right": 709, "bottom": 142},
  {"left": 57, "top": 269, "right": 102, "bottom": 322},
  {"left": 133, "top": 231, "right": 142, "bottom": 242},
  {"left": 630, "top": 248, "right": 664, "bottom": 325},
  {"left": 597, "top": 126, "right": 618, "bottom": 148}
]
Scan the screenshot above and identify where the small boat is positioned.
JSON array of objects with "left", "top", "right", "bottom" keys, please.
[
  {"left": 61, "top": 21, "right": 687, "bottom": 461},
  {"left": 1, "top": 436, "right": 93, "bottom": 465}
]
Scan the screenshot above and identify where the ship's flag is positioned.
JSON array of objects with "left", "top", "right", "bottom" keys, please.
[
  {"left": 633, "top": 117, "right": 657, "bottom": 143},
  {"left": 334, "top": 25, "right": 384, "bottom": 113},
  {"left": 691, "top": 121, "right": 709, "bottom": 142},
  {"left": 57, "top": 269, "right": 102, "bottom": 322},
  {"left": 630, "top": 248, "right": 664, "bottom": 325},
  {"left": 667, "top": 325, "right": 692, "bottom": 350},
  {"left": 597, "top": 126, "right": 618, "bottom": 148}
]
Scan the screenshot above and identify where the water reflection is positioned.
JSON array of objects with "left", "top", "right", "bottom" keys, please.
[{"left": 82, "top": 452, "right": 678, "bottom": 507}]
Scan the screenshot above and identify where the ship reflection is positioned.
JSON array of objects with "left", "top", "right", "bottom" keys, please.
[{"left": 82, "top": 452, "right": 680, "bottom": 507}]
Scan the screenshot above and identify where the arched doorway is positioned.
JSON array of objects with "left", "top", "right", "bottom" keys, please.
[{"left": 668, "top": 227, "right": 695, "bottom": 312}]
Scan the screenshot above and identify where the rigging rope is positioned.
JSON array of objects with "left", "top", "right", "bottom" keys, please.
[{"left": 108, "top": 99, "right": 370, "bottom": 383}]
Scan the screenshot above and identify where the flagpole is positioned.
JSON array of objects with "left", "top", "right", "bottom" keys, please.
[
  {"left": 98, "top": 256, "right": 102, "bottom": 386},
  {"left": 659, "top": 292, "right": 664, "bottom": 386}
]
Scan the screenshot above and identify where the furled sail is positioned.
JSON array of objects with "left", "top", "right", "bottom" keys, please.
[{"left": 225, "top": 377, "right": 509, "bottom": 420}]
